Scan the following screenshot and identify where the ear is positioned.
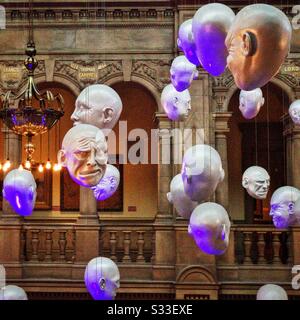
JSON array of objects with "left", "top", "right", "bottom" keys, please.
[
  {"left": 242, "top": 177, "right": 249, "bottom": 188},
  {"left": 221, "top": 224, "right": 226, "bottom": 241},
  {"left": 172, "top": 96, "right": 179, "bottom": 109},
  {"left": 220, "top": 168, "right": 225, "bottom": 182},
  {"left": 193, "top": 70, "right": 199, "bottom": 80},
  {"left": 177, "top": 38, "right": 182, "bottom": 50},
  {"left": 188, "top": 224, "right": 192, "bottom": 236},
  {"left": 103, "top": 107, "right": 114, "bottom": 124},
  {"left": 57, "top": 150, "right": 67, "bottom": 167},
  {"left": 167, "top": 192, "right": 173, "bottom": 204},
  {"left": 241, "top": 31, "right": 256, "bottom": 56},
  {"left": 260, "top": 97, "right": 265, "bottom": 107}
]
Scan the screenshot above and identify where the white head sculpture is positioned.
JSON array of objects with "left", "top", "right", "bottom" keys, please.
[
  {"left": 239, "top": 88, "right": 265, "bottom": 119},
  {"left": 91, "top": 164, "right": 120, "bottom": 201},
  {"left": 84, "top": 257, "right": 120, "bottom": 300},
  {"left": 256, "top": 284, "right": 288, "bottom": 300},
  {"left": 226, "top": 4, "right": 292, "bottom": 91},
  {"left": 177, "top": 19, "right": 201, "bottom": 66},
  {"left": 170, "top": 56, "right": 198, "bottom": 92},
  {"left": 270, "top": 186, "right": 300, "bottom": 229},
  {"left": 167, "top": 174, "right": 198, "bottom": 219},
  {"left": 57, "top": 124, "right": 108, "bottom": 188},
  {"left": 291, "top": 197, "right": 300, "bottom": 226},
  {"left": 0, "top": 285, "right": 28, "bottom": 300},
  {"left": 181, "top": 144, "right": 225, "bottom": 202},
  {"left": 71, "top": 84, "right": 122, "bottom": 132},
  {"left": 289, "top": 100, "right": 300, "bottom": 125},
  {"left": 242, "top": 166, "right": 270, "bottom": 200},
  {"left": 192, "top": 3, "right": 235, "bottom": 76},
  {"left": 161, "top": 84, "right": 191, "bottom": 121},
  {"left": 3, "top": 169, "right": 37, "bottom": 217},
  {"left": 188, "top": 202, "right": 230, "bottom": 255}
]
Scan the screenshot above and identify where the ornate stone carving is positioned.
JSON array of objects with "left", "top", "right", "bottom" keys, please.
[
  {"left": 0, "top": 60, "right": 45, "bottom": 91},
  {"left": 54, "top": 60, "right": 122, "bottom": 88},
  {"left": 212, "top": 69, "right": 235, "bottom": 89},
  {"left": 132, "top": 60, "right": 171, "bottom": 91}
]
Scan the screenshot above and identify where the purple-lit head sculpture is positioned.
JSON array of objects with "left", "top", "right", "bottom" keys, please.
[
  {"left": 269, "top": 186, "right": 300, "bottom": 229},
  {"left": 225, "top": 4, "right": 292, "bottom": 90},
  {"left": 91, "top": 164, "right": 120, "bottom": 201},
  {"left": 256, "top": 284, "right": 288, "bottom": 300},
  {"left": 2, "top": 169, "right": 37, "bottom": 217},
  {"left": 181, "top": 144, "right": 224, "bottom": 202},
  {"left": 167, "top": 174, "right": 198, "bottom": 219},
  {"left": 291, "top": 197, "right": 300, "bottom": 226},
  {"left": 84, "top": 257, "right": 120, "bottom": 300},
  {"left": 0, "top": 285, "right": 28, "bottom": 300},
  {"left": 192, "top": 3, "right": 235, "bottom": 76},
  {"left": 289, "top": 100, "right": 300, "bottom": 125},
  {"left": 242, "top": 166, "right": 270, "bottom": 200},
  {"left": 57, "top": 124, "right": 108, "bottom": 188},
  {"left": 177, "top": 19, "right": 201, "bottom": 66},
  {"left": 161, "top": 84, "right": 191, "bottom": 121},
  {"left": 239, "top": 88, "right": 265, "bottom": 120},
  {"left": 170, "top": 56, "right": 198, "bottom": 92},
  {"left": 71, "top": 84, "right": 122, "bottom": 133},
  {"left": 188, "top": 202, "right": 230, "bottom": 255}
]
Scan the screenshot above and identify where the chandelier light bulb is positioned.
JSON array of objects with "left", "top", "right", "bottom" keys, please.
[
  {"left": 3, "top": 165, "right": 8, "bottom": 172},
  {"left": 25, "top": 160, "right": 31, "bottom": 170},
  {"left": 4, "top": 159, "right": 11, "bottom": 171},
  {"left": 53, "top": 163, "right": 62, "bottom": 172},
  {"left": 45, "top": 160, "right": 51, "bottom": 170},
  {"left": 38, "top": 163, "right": 44, "bottom": 173}
]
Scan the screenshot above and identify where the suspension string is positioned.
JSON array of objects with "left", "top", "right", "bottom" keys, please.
[{"left": 267, "top": 84, "right": 270, "bottom": 173}]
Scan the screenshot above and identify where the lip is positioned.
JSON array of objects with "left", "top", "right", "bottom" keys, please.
[{"left": 79, "top": 169, "right": 100, "bottom": 178}]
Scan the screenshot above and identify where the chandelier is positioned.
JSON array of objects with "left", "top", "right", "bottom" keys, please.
[{"left": 0, "top": 0, "right": 64, "bottom": 166}]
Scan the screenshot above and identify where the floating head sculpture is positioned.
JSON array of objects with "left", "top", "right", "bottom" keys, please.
[
  {"left": 3, "top": 169, "right": 37, "bottom": 217},
  {"left": 289, "top": 100, "right": 300, "bottom": 125},
  {"left": 58, "top": 124, "right": 108, "bottom": 188},
  {"left": 91, "top": 164, "right": 120, "bottom": 201},
  {"left": 71, "top": 84, "right": 122, "bottom": 133},
  {"left": 84, "top": 257, "right": 120, "bottom": 300},
  {"left": 181, "top": 144, "right": 224, "bottom": 202},
  {"left": 242, "top": 166, "right": 270, "bottom": 200},
  {"left": 170, "top": 56, "right": 198, "bottom": 92},
  {"left": 270, "top": 186, "right": 300, "bottom": 229},
  {"left": 192, "top": 3, "right": 235, "bottom": 76},
  {"left": 161, "top": 84, "right": 191, "bottom": 121},
  {"left": 177, "top": 19, "right": 201, "bottom": 66},
  {"left": 226, "top": 4, "right": 292, "bottom": 90},
  {"left": 256, "top": 284, "right": 288, "bottom": 300},
  {"left": 188, "top": 202, "right": 231, "bottom": 255},
  {"left": 167, "top": 174, "right": 198, "bottom": 219},
  {"left": 239, "top": 88, "right": 265, "bottom": 119},
  {"left": 0, "top": 285, "right": 28, "bottom": 300}
]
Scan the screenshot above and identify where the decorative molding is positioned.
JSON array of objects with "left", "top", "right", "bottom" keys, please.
[
  {"left": 5, "top": 7, "right": 175, "bottom": 28},
  {"left": 132, "top": 59, "right": 171, "bottom": 91},
  {"left": 0, "top": 60, "right": 45, "bottom": 91},
  {"left": 54, "top": 60, "right": 122, "bottom": 89}
]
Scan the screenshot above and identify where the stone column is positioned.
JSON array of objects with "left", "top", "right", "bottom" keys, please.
[
  {"left": 212, "top": 112, "right": 232, "bottom": 210},
  {"left": 1, "top": 128, "right": 22, "bottom": 218},
  {"left": 153, "top": 112, "right": 176, "bottom": 281},
  {"left": 0, "top": 128, "right": 22, "bottom": 279},
  {"left": 73, "top": 186, "right": 99, "bottom": 279},
  {"left": 283, "top": 114, "right": 300, "bottom": 189}
]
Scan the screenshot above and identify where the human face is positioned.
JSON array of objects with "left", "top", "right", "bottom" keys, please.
[
  {"left": 270, "top": 201, "right": 293, "bottom": 229},
  {"left": 65, "top": 133, "right": 107, "bottom": 187},
  {"left": 239, "top": 94, "right": 264, "bottom": 120},
  {"left": 247, "top": 176, "right": 270, "bottom": 200},
  {"left": 93, "top": 176, "right": 119, "bottom": 201},
  {"left": 71, "top": 100, "right": 104, "bottom": 128}
]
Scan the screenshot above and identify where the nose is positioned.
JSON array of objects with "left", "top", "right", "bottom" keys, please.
[
  {"left": 187, "top": 102, "right": 192, "bottom": 111},
  {"left": 71, "top": 110, "right": 79, "bottom": 121},
  {"left": 87, "top": 149, "right": 96, "bottom": 166}
]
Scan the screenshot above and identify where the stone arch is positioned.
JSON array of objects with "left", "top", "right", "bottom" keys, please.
[
  {"left": 222, "top": 75, "right": 296, "bottom": 112},
  {"left": 104, "top": 75, "right": 163, "bottom": 112},
  {"left": 176, "top": 265, "right": 217, "bottom": 284}
]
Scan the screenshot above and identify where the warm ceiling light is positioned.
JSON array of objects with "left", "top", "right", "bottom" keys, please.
[
  {"left": 25, "top": 160, "right": 31, "bottom": 170},
  {"left": 38, "top": 163, "right": 44, "bottom": 173},
  {"left": 45, "top": 160, "right": 51, "bottom": 170}
]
